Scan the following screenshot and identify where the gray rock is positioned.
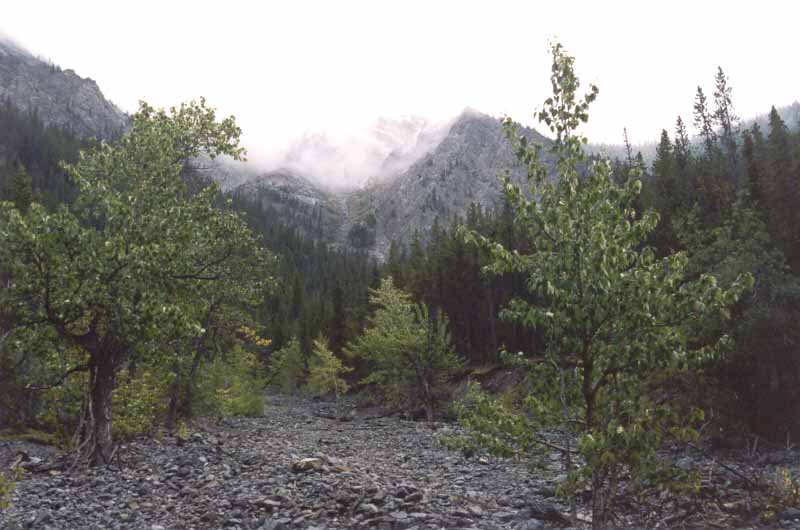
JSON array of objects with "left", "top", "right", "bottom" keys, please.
[
  {"left": 290, "top": 457, "right": 323, "bottom": 473},
  {"left": 404, "top": 491, "right": 423, "bottom": 503},
  {"left": 517, "top": 520, "right": 545, "bottom": 530},
  {"left": 358, "top": 503, "right": 380, "bottom": 515},
  {"left": 258, "top": 520, "right": 289, "bottom": 530},
  {"left": 0, "top": 38, "right": 128, "bottom": 140}
]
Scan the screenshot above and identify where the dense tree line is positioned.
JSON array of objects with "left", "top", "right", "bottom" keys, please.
[
  {"left": 228, "top": 190, "right": 378, "bottom": 358},
  {"left": 634, "top": 76, "right": 800, "bottom": 439},
  {"left": 383, "top": 205, "right": 540, "bottom": 366},
  {"left": 0, "top": 97, "right": 93, "bottom": 207}
]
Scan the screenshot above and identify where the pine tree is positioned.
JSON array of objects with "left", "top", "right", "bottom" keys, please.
[
  {"left": 693, "top": 85, "right": 731, "bottom": 224},
  {"left": 649, "top": 130, "right": 679, "bottom": 250},
  {"left": 386, "top": 240, "right": 406, "bottom": 289},
  {"left": 346, "top": 277, "right": 461, "bottom": 421},
  {"left": 4, "top": 164, "right": 33, "bottom": 214},
  {"left": 713, "top": 67, "right": 740, "bottom": 174},
  {"left": 694, "top": 86, "right": 717, "bottom": 156},
  {"left": 765, "top": 107, "right": 800, "bottom": 269},
  {"left": 741, "top": 124, "right": 767, "bottom": 206},
  {"left": 305, "top": 336, "right": 351, "bottom": 398},
  {"left": 328, "top": 282, "right": 347, "bottom": 355},
  {"left": 674, "top": 116, "right": 691, "bottom": 172}
]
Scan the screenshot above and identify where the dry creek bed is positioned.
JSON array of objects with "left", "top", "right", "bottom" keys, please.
[{"left": 1, "top": 393, "right": 799, "bottom": 530}]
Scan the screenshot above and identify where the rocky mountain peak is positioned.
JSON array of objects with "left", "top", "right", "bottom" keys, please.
[{"left": 0, "top": 36, "right": 129, "bottom": 140}]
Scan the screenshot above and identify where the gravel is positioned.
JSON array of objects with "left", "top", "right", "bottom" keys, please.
[{"left": 0, "top": 394, "right": 563, "bottom": 530}]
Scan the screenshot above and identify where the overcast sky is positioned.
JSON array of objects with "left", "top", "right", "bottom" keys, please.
[{"left": 3, "top": 1, "right": 799, "bottom": 165}]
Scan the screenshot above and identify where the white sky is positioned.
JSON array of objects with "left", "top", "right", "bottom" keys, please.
[{"left": 3, "top": 0, "right": 799, "bottom": 165}]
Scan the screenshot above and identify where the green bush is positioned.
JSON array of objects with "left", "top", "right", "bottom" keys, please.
[
  {"left": 112, "top": 367, "right": 173, "bottom": 440},
  {"left": 0, "top": 467, "right": 23, "bottom": 509},
  {"left": 305, "top": 336, "right": 351, "bottom": 398},
  {"left": 37, "top": 366, "right": 87, "bottom": 447},
  {"left": 267, "top": 338, "right": 306, "bottom": 394},
  {"left": 346, "top": 278, "right": 462, "bottom": 421},
  {"left": 195, "top": 346, "right": 265, "bottom": 417}
]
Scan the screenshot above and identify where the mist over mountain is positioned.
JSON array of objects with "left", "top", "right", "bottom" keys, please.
[{"left": 270, "top": 114, "right": 455, "bottom": 190}]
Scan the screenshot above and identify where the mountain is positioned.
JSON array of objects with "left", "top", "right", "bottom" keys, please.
[
  {"left": 0, "top": 36, "right": 128, "bottom": 139},
  {"left": 228, "top": 109, "right": 555, "bottom": 260},
  {"left": 344, "top": 109, "right": 554, "bottom": 258},
  {"left": 231, "top": 169, "right": 345, "bottom": 243}
]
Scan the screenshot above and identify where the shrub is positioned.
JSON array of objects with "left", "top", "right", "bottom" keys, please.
[
  {"left": 195, "top": 346, "right": 265, "bottom": 417},
  {"left": 305, "top": 336, "right": 351, "bottom": 398},
  {"left": 267, "top": 338, "right": 306, "bottom": 394},
  {"left": 346, "top": 277, "right": 462, "bottom": 421},
  {"left": 0, "top": 467, "right": 22, "bottom": 509},
  {"left": 112, "top": 367, "right": 173, "bottom": 440}
]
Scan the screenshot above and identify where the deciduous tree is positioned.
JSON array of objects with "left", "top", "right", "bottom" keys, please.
[{"left": 0, "top": 99, "right": 270, "bottom": 465}]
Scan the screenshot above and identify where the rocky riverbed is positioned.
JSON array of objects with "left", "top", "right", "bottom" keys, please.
[{"left": 1, "top": 393, "right": 798, "bottom": 530}]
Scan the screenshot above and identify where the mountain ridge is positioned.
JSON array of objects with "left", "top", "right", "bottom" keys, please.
[{"left": 0, "top": 36, "right": 129, "bottom": 140}]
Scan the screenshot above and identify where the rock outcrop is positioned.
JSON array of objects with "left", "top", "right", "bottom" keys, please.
[
  {"left": 0, "top": 37, "right": 129, "bottom": 140},
  {"left": 348, "top": 109, "right": 555, "bottom": 258}
]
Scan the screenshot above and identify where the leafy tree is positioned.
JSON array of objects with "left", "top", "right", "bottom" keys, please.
[
  {"left": 0, "top": 99, "right": 269, "bottom": 465},
  {"left": 305, "top": 336, "right": 351, "bottom": 398},
  {"left": 346, "top": 277, "right": 461, "bottom": 421},
  {"left": 458, "top": 43, "right": 751, "bottom": 528}
]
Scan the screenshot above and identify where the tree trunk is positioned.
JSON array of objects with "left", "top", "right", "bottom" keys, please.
[
  {"left": 87, "top": 359, "right": 115, "bottom": 466},
  {"left": 180, "top": 346, "right": 205, "bottom": 420},
  {"left": 486, "top": 286, "right": 498, "bottom": 362},
  {"left": 582, "top": 353, "right": 595, "bottom": 428},
  {"left": 165, "top": 361, "right": 181, "bottom": 433}
]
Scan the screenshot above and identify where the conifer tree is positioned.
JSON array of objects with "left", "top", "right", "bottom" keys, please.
[
  {"left": 4, "top": 163, "right": 33, "bottom": 214},
  {"left": 765, "top": 107, "right": 800, "bottom": 269},
  {"left": 674, "top": 116, "right": 691, "bottom": 172},
  {"left": 328, "top": 282, "right": 347, "bottom": 355},
  {"left": 741, "top": 124, "right": 767, "bottom": 206},
  {"left": 346, "top": 277, "right": 461, "bottom": 421},
  {"left": 713, "top": 67, "right": 740, "bottom": 174},
  {"left": 694, "top": 86, "right": 717, "bottom": 156}
]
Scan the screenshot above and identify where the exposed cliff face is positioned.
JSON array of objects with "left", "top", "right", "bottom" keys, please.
[
  {"left": 348, "top": 109, "right": 554, "bottom": 258},
  {"left": 0, "top": 38, "right": 129, "bottom": 140}
]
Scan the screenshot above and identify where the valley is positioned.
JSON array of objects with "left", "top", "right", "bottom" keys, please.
[{"left": 2, "top": 14, "right": 800, "bottom": 530}]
